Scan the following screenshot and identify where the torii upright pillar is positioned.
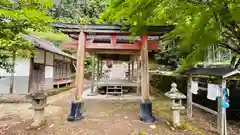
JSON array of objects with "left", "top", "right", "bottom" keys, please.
[
  {"left": 139, "top": 34, "right": 155, "bottom": 123},
  {"left": 91, "top": 53, "right": 95, "bottom": 93},
  {"left": 67, "top": 31, "right": 86, "bottom": 121},
  {"left": 131, "top": 56, "right": 135, "bottom": 81}
]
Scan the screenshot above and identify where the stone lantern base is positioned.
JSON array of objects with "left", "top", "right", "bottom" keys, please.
[{"left": 31, "top": 109, "right": 46, "bottom": 129}]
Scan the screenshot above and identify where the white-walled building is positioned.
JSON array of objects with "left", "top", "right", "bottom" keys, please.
[{"left": 0, "top": 35, "right": 76, "bottom": 94}]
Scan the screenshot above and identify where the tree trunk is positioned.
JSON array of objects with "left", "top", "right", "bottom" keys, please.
[
  {"left": 229, "top": 56, "right": 237, "bottom": 68},
  {"left": 234, "top": 58, "right": 240, "bottom": 69},
  {"left": 55, "top": 5, "right": 61, "bottom": 18}
]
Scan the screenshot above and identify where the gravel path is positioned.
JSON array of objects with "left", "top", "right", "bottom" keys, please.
[{"left": 1, "top": 91, "right": 208, "bottom": 135}]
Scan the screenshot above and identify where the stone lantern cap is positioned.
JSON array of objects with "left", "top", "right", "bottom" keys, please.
[
  {"left": 28, "top": 91, "right": 48, "bottom": 100},
  {"left": 165, "top": 83, "right": 186, "bottom": 99}
]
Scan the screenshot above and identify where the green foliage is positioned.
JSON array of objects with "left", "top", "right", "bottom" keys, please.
[
  {"left": 101, "top": 0, "right": 240, "bottom": 71},
  {"left": 30, "top": 29, "right": 70, "bottom": 46},
  {"left": 49, "top": 0, "right": 108, "bottom": 24},
  {"left": 84, "top": 54, "right": 92, "bottom": 68},
  {"left": 150, "top": 73, "right": 188, "bottom": 94},
  {"left": 0, "top": 0, "right": 53, "bottom": 72},
  {"left": 154, "top": 38, "right": 180, "bottom": 70},
  {"left": 48, "top": 0, "right": 108, "bottom": 72}
]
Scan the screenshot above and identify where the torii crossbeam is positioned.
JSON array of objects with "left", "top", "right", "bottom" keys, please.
[{"left": 53, "top": 23, "right": 174, "bottom": 123}]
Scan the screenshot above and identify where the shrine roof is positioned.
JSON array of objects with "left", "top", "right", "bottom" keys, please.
[
  {"left": 53, "top": 22, "right": 175, "bottom": 36},
  {"left": 183, "top": 68, "right": 240, "bottom": 78}
]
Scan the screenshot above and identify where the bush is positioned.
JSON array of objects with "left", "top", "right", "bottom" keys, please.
[
  {"left": 150, "top": 73, "right": 188, "bottom": 94},
  {"left": 84, "top": 70, "right": 92, "bottom": 79}
]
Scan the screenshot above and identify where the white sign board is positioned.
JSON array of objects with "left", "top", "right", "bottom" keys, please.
[{"left": 45, "top": 66, "right": 53, "bottom": 78}]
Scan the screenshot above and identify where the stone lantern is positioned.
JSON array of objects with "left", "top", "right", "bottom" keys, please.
[
  {"left": 165, "top": 83, "right": 186, "bottom": 127},
  {"left": 28, "top": 91, "right": 48, "bottom": 128}
]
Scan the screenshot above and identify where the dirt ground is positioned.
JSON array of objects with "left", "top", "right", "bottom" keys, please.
[
  {"left": 0, "top": 88, "right": 240, "bottom": 135},
  {"left": 186, "top": 108, "right": 240, "bottom": 135},
  {"left": 0, "top": 100, "right": 199, "bottom": 135}
]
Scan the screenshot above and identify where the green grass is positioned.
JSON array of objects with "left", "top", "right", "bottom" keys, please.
[
  {"left": 179, "top": 121, "right": 205, "bottom": 135},
  {"left": 138, "top": 131, "right": 148, "bottom": 135}
]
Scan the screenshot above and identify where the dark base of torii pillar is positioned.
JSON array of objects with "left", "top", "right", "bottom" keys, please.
[
  {"left": 67, "top": 100, "right": 84, "bottom": 121},
  {"left": 139, "top": 100, "right": 155, "bottom": 123}
]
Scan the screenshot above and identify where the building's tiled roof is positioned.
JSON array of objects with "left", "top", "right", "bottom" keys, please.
[{"left": 23, "top": 35, "right": 76, "bottom": 59}]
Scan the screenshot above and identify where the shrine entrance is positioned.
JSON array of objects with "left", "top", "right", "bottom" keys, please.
[
  {"left": 91, "top": 55, "right": 138, "bottom": 98},
  {"left": 53, "top": 23, "right": 174, "bottom": 123}
]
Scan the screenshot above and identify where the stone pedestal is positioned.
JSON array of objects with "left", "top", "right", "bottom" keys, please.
[
  {"left": 31, "top": 109, "right": 45, "bottom": 128},
  {"left": 172, "top": 109, "right": 180, "bottom": 126},
  {"left": 171, "top": 106, "right": 185, "bottom": 127}
]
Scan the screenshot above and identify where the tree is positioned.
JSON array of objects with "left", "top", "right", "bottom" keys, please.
[
  {"left": 0, "top": 0, "right": 53, "bottom": 72},
  {"left": 48, "top": 0, "right": 108, "bottom": 71},
  {"left": 100, "top": 0, "right": 240, "bottom": 71},
  {"left": 48, "top": 0, "right": 109, "bottom": 53},
  {"left": 49, "top": 0, "right": 108, "bottom": 24},
  {"left": 154, "top": 38, "right": 180, "bottom": 70}
]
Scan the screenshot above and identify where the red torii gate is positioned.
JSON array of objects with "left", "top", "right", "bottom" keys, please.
[{"left": 53, "top": 23, "right": 174, "bottom": 123}]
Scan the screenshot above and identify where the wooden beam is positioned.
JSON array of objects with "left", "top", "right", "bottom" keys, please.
[
  {"left": 74, "top": 31, "right": 86, "bottom": 100},
  {"left": 192, "top": 102, "right": 218, "bottom": 115},
  {"left": 110, "top": 34, "right": 117, "bottom": 45},
  {"left": 43, "top": 50, "right": 46, "bottom": 90},
  {"left": 87, "top": 43, "right": 141, "bottom": 50},
  {"left": 128, "top": 62, "right": 130, "bottom": 81},
  {"left": 61, "top": 39, "right": 93, "bottom": 49},
  {"left": 187, "top": 75, "right": 193, "bottom": 118},
  {"left": 218, "top": 79, "right": 227, "bottom": 135},
  {"left": 97, "top": 56, "right": 100, "bottom": 81},
  {"left": 141, "top": 35, "right": 150, "bottom": 101},
  {"left": 61, "top": 40, "right": 159, "bottom": 51},
  {"left": 100, "top": 57, "right": 103, "bottom": 77},
  {"left": 93, "top": 50, "right": 138, "bottom": 55},
  {"left": 131, "top": 57, "right": 134, "bottom": 81},
  {"left": 91, "top": 53, "right": 95, "bottom": 93},
  {"left": 9, "top": 52, "right": 16, "bottom": 94},
  {"left": 28, "top": 58, "right": 34, "bottom": 93},
  {"left": 137, "top": 56, "right": 141, "bottom": 96}
]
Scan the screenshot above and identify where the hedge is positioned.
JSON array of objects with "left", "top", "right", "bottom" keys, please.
[{"left": 150, "top": 73, "right": 188, "bottom": 94}]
